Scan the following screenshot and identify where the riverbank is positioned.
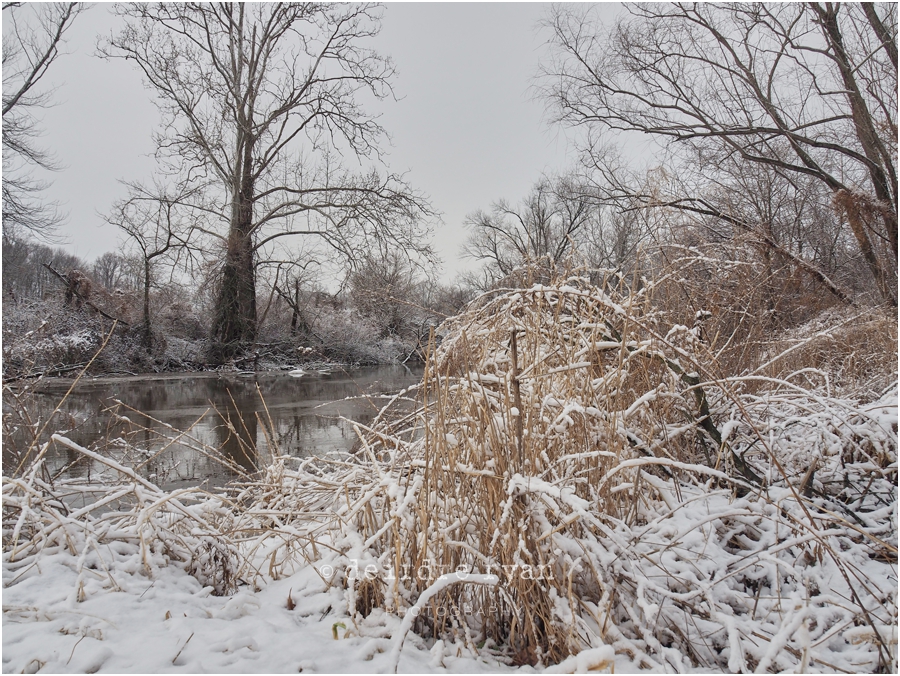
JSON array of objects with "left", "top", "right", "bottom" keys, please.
[
  {"left": 14, "top": 360, "right": 361, "bottom": 387},
  {"left": 2, "top": 298, "right": 430, "bottom": 384},
  {"left": 1, "top": 508, "right": 518, "bottom": 675},
  {"left": 4, "top": 282, "right": 897, "bottom": 672},
  {"left": 3, "top": 348, "right": 426, "bottom": 384}
]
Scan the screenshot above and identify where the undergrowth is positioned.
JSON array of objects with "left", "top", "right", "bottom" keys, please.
[{"left": 3, "top": 274, "right": 897, "bottom": 672}]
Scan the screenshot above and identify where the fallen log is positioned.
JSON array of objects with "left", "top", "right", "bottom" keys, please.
[{"left": 41, "top": 263, "right": 130, "bottom": 326}]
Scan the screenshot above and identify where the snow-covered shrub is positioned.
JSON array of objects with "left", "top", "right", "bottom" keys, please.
[
  {"left": 2, "top": 298, "right": 109, "bottom": 374},
  {"left": 237, "top": 277, "right": 896, "bottom": 670},
  {"left": 3, "top": 276, "right": 895, "bottom": 672},
  {"left": 1, "top": 290, "right": 214, "bottom": 376},
  {"left": 163, "top": 335, "right": 207, "bottom": 366},
  {"left": 312, "top": 306, "right": 409, "bottom": 364},
  {"left": 334, "top": 278, "right": 759, "bottom": 665}
]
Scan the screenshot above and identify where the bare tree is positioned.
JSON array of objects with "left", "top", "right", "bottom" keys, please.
[
  {"left": 463, "top": 172, "right": 649, "bottom": 286},
  {"left": 91, "top": 251, "right": 129, "bottom": 291},
  {"left": 462, "top": 174, "right": 594, "bottom": 280},
  {"left": 101, "top": 3, "right": 433, "bottom": 362},
  {"left": 349, "top": 250, "right": 426, "bottom": 339},
  {"left": 268, "top": 259, "right": 320, "bottom": 340},
  {"left": 581, "top": 206, "right": 649, "bottom": 273},
  {"left": 105, "top": 182, "right": 196, "bottom": 350},
  {"left": 542, "top": 3, "right": 897, "bottom": 305},
  {"left": 422, "top": 277, "right": 477, "bottom": 319},
  {"left": 1, "top": 231, "right": 85, "bottom": 301},
  {"left": 2, "top": 2, "right": 83, "bottom": 239}
]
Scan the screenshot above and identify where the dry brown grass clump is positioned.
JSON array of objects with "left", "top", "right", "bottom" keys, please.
[
  {"left": 272, "top": 276, "right": 894, "bottom": 671},
  {"left": 365, "top": 279, "right": 720, "bottom": 664},
  {"left": 646, "top": 242, "right": 864, "bottom": 378},
  {"left": 4, "top": 275, "right": 896, "bottom": 672},
  {"left": 750, "top": 307, "right": 898, "bottom": 399}
]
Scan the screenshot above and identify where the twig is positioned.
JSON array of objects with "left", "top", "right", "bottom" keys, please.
[
  {"left": 171, "top": 633, "right": 194, "bottom": 664},
  {"left": 66, "top": 636, "right": 86, "bottom": 666}
]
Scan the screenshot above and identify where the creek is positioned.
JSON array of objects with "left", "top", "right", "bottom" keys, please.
[{"left": 6, "top": 365, "right": 423, "bottom": 489}]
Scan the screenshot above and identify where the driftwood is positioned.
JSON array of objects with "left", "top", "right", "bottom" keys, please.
[{"left": 2, "top": 362, "right": 88, "bottom": 384}]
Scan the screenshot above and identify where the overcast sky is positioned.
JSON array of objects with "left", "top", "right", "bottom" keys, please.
[{"left": 26, "top": 3, "right": 621, "bottom": 279}]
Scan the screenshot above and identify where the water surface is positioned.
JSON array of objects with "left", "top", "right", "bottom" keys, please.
[{"left": 6, "top": 366, "right": 423, "bottom": 488}]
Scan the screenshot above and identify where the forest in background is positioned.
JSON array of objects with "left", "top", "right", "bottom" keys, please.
[{"left": 2, "top": 3, "right": 896, "bottom": 381}]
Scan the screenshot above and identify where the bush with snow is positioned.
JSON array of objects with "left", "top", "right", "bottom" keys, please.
[
  {"left": 2, "top": 277, "right": 896, "bottom": 672},
  {"left": 243, "top": 277, "right": 896, "bottom": 670}
]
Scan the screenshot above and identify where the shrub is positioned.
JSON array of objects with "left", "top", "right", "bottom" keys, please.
[{"left": 245, "top": 276, "right": 896, "bottom": 670}]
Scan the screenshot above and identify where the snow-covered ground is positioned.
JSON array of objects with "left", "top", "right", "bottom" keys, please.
[
  {"left": 4, "top": 529, "right": 619, "bottom": 674},
  {"left": 3, "top": 549, "right": 517, "bottom": 674},
  {"left": 5, "top": 405, "right": 895, "bottom": 673},
  {"left": 4, "top": 286, "right": 897, "bottom": 674}
]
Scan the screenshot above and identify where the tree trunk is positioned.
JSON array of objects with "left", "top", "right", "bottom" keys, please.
[
  {"left": 290, "top": 279, "right": 300, "bottom": 336},
  {"left": 862, "top": 3, "right": 898, "bottom": 72},
  {"left": 834, "top": 190, "right": 897, "bottom": 306},
  {"left": 814, "top": 4, "right": 899, "bottom": 266},
  {"left": 143, "top": 258, "right": 152, "bottom": 350},
  {"left": 210, "top": 161, "right": 257, "bottom": 362}
]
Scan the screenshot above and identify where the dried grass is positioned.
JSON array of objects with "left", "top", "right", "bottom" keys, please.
[
  {"left": 3, "top": 434, "right": 241, "bottom": 596},
  {"left": 239, "top": 276, "right": 897, "bottom": 670},
  {"left": 749, "top": 308, "right": 898, "bottom": 400},
  {"left": 3, "top": 275, "right": 897, "bottom": 672}
]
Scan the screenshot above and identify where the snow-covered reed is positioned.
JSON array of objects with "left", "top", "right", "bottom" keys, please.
[
  {"left": 238, "top": 277, "right": 897, "bottom": 670},
  {"left": 3, "top": 433, "right": 242, "bottom": 596},
  {"left": 3, "top": 276, "right": 896, "bottom": 671}
]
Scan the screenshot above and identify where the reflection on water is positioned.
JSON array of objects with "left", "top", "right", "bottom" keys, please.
[{"left": 4, "top": 366, "right": 422, "bottom": 488}]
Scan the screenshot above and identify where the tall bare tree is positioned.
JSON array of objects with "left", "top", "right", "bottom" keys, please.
[
  {"left": 542, "top": 3, "right": 897, "bottom": 305},
  {"left": 2, "top": 2, "right": 83, "bottom": 239},
  {"left": 462, "top": 172, "right": 648, "bottom": 285},
  {"left": 101, "top": 3, "right": 432, "bottom": 361},
  {"left": 91, "top": 251, "right": 130, "bottom": 291}
]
